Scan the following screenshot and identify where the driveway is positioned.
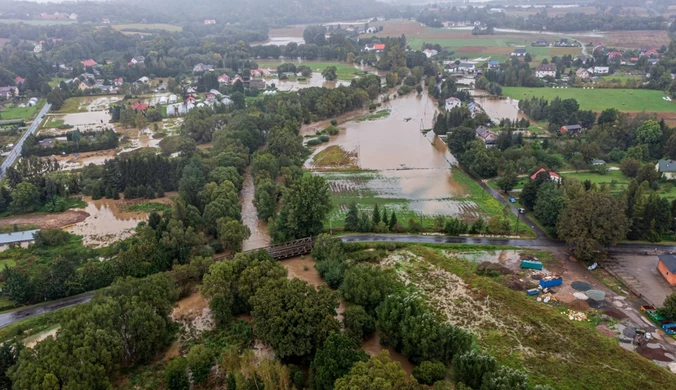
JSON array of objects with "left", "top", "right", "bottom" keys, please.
[{"left": 602, "top": 254, "right": 675, "bottom": 306}]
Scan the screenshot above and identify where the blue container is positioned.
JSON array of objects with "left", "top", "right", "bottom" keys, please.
[
  {"left": 539, "top": 277, "right": 563, "bottom": 288},
  {"left": 526, "top": 288, "right": 540, "bottom": 296}
]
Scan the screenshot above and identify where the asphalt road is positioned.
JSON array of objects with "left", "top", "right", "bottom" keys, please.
[
  {"left": 0, "top": 293, "right": 93, "bottom": 328},
  {"left": 0, "top": 103, "right": 51, "bottom": 179}
]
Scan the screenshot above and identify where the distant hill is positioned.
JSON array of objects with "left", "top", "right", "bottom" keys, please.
[{"left": 126, "top": 0, "right": 395, "bottom": 25}]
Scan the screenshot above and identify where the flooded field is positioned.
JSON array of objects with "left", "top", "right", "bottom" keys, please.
[
  {"left": 305, "top": 92, "right": 483, "bottom": 221},
  {"left": 65, "top": 196, "right": 173, "bottom": 247},
  {"left": 455, "top": 250, "right": 549, "bottom": 273},
  {"left": 275, "top": 72, "right": 351, "bottom": 91}
]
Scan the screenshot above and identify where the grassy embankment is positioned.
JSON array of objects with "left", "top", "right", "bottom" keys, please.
[
  {"left": 256, "top": 60, "right": 363, "bottom": 81},
  {"left": 377, "top": 244, "right": 676, "bottom": 390}
]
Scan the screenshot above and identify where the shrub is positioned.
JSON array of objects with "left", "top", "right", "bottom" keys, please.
[
  {"left": 412, "top": 361, "right": 447, "bottom": 385},
  {"left": 306, "top": 139, "right": 322, "bottom": 146},
  {"left": 319, "top": 135, "right": 330, "bottom": 142},
  {"left": 330, "top": 119, "right": 338, "bottom": 126},
  {"left": 325, "top": 125, "right": 340, "bottom": 135},
  {"left": 33, "top": 229, "right": 72, "bottom": 248}
]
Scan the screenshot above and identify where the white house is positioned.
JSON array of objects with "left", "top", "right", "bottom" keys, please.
[
  {"left": 166, "top": 105, "right": 176, "bottom": 116},
  {"left": 445, "top": 97, "right": 461, "bottom": 111},
  {"left": 656, "top": 160, "right": 676, "bottom": 180},
  {"left": 159, "top": 96, "right": 168, "bottom": 105},
  {"left": 168, "top": 94, "right": 178, "bottom": 103},
  {"left": 33, "top": 44, "right": 42, "bottom": 53},
  {"left": 423, "top": 49, "right": 438, "bottom": 58},
  {"left": 137, "top": 76, "right": 149, "bottom": 84},
  {"left": 27, "top": 97, "right": 38, "bottom": 106},
  {"left": 591, "top": 66, "right": 609, "bottom": 75},
  {"left": 535, "top": 63, "right": 557, "bottom": 78},
  {"left": 575, "top": 68, "right": 590, "bottom": 80}
]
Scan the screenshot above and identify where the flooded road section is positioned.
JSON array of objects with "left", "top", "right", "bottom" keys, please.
[
  {"left": 240, "top": 167, "right": 270, "bottom": 251},
  {"left": 281, "top": 255, "right": 412, "bottom": 374},
  {"left": 471, "top": 89, "right": 532, "bottom": 124}
]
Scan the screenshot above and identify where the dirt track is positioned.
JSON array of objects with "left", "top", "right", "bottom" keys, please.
[{"left": 0, "top": 210, "right": 89, "bottom": 229}]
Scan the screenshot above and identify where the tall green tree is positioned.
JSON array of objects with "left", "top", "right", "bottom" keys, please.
[
  {"left": 334, "top": 351, "right": 413, "bottom": 390},
  {"left": 344, "top": 203, "right": 359, "bottom": 231},
  {"left": 557, "top": 191, "right": 629, "bottom": 260},
  {"left": 273, "top": 175, "right": 332, "bottom": 241},
  {"left": 310, "top": 332, "right": 368, "bottom": 390},
  {"left": 322, "top": 66, "right": 338, "bottom": 81}
]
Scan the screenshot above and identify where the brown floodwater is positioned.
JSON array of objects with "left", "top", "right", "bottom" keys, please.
[
  {"left": 471, "top": 90, "right": 532, "bottom": 124},
  {"left": 305, "top": 92, "right": 479, "bottom": 217},
  {"left": 240, "top": 167, "right": 271, "bottom": 251},
  {"left": 274, "top": 72, "right": 351, "bottom": 91},
  {"left": 362, "top": 332, "right": 415, "bottom": 375},
  {"left": 307, "top": 92, "right": 455, "bottom": 170},
  {"left": 65, "top": 195, "right": 174, "bottom": 247}
]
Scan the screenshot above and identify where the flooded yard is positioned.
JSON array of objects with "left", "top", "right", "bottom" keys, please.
[
  {"left": 274, "top": 72, "right": 351, "bottom": 91},
  {"left": 305, "top": 92, "right": 482, "bottom": 221},
  {"left": 65, "top": 196, "right": 173, "bottom": 247}
]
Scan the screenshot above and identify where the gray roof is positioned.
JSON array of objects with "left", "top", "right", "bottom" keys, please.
[
  {"left": 563, "top": 124, "right": 582, "bottom": 130},
  {"left": 514, "top": 48, "right": 527, "bottom": 53},
  {"left": 657, "top": 159, "right": 676, "bottom": 173},
  {"left": 0, "top": 230, "right": 38, "bottom": 245},
  {"left": 659, "top": 254, "right": 676, "bottom": 272},
  {"left": 591, "top": 159, "right": 606, "bottom": 164}
]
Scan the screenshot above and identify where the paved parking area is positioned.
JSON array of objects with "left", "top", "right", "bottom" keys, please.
[{"left": 602, "top": 254, "right": 675, "bottom": 306}]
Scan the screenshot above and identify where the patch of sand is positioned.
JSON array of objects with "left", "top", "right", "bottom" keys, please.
[{"left": 171, "top": 291, "right": 213, "bottom": 333}]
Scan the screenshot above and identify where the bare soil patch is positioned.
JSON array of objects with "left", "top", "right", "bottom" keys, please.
[
  {"left": 457, "top": 46, "right": 486, "bottom": 53},
  {"left": 600, "top": 30, "right": 670, "bottom": 49},
  {"left": 170, "top": 290, "right": 213, "bottom": 333},
  {"left": 0, "top": 210, "right": 89, "bottom": 229},
  {"left": 374, "top": 19, "right": 426, "bottom": 37}
]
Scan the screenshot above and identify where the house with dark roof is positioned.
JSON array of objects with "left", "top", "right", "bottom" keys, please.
[
  {"left": 475, "top": 126, "right": 496, "bottom": 147},
  {"left": 535, "top": 64, "right": 557, "bottom": 78},
  {"left": 488, "top": 60, "right": 500, "bottom": 69},
  {"left": 657, "top": 254, "right": 676, "bottom": 286},
  {"left": 511, "top": 48, "right": 527, "bottom": 57},
  {"left": 655, "top": 159, "right": 676, "bottom": 180}
]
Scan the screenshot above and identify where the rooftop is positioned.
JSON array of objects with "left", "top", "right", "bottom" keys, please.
[
  {"left": 659, "top": 254, "right": 676, "bottom": 272},
  {"left": 657, "top": 159, "right": 676, "bottom": 173},
  {"left": 0, "top": 229, "right": 39, "bottom": 245}
]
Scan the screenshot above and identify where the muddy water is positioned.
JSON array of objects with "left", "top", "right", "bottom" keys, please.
[
  {"left": 471, "top": 89, "right": 532, "bottom": 124},
  {"left": 55, "top": 150, "right": 117, "bottom": 170},
  {"left": 240, "top": 167, "right": 271, "bottom": 251},
  {"left": 457, "top": 250, "right": 549, "bottom": 273},
  {"left": 60, "top": 111, "right": 112, "bottom": 130},
  {"left": 65, "top": 197, "right": 148, "bottom": 247},
  {"left": 274, "top": 72, "right": 351, "bottom": 91},
  {"left": 307, "top": 92, "right": 455, "bottom": 170},
  {"left": 252, "top": 36, "right": 305, "bottom": 46},
  {"left": 306, "top": 92, "right": 478, "bottom": 217},
  {"left": 362, "top": 333, "right": 415, "bottom": 375}
]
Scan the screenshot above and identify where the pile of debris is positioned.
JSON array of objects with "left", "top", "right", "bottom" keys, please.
[{"left": 563, "top": 309, "right": 588, "bottom": 321}]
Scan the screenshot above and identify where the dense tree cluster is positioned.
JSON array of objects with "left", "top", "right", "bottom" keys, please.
[{"left": 23, "top": 129, "right": 119, "bottom": 157}]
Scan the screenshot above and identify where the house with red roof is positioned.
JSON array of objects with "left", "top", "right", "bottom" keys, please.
[
  {"left": 131, "top": 102, "right": 148, "bottom": 111},
  {"left": 530, "top": 168, "right": 561, "bottom": 184},
  {"left": 607, "top": 51, "right": 623, "bottom": 61},
  {"left": 15, "top": 77, "right": 25, "bottom": 86},
  {"left": 641, "top": 48, "right": 659, "bottom": 58},
  {"left": 186, "top": 96, "right": 196, "bottom": 103},
  {"left": 218, "top": 74, "right": 230, "bottom": 85},
  {"left": 80, "top": 59, "right": 97, "bottom": 67}
]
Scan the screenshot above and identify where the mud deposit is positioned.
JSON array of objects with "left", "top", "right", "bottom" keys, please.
[{"left": 0, "top": 209, "right": 89, "bottom": 229}]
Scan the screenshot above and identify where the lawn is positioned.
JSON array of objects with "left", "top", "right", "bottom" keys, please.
[
  {"left": 312, "top": 145, "right": 357, "bottom": 169},
  {"left": 502, "top": 87, "right": 676, "bottom": 112},
  {"left": 256, "top": 60, "right": 362, "bottom": 81},
  {"left": 112, "top": 23, "right": 182, "bottom": 32},
  {"left": 56, "top": 97, "right": 90, "bottom": 113},
  {"left": 0, "top": 102, "right": 41, "bottom": 120},
  {"left": 561, "top": 170, "right": 631, "bottom": 193}
]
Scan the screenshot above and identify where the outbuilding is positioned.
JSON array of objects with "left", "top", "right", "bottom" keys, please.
[{"left": 657, "top": 254, "right": 676, "bottom": 286}]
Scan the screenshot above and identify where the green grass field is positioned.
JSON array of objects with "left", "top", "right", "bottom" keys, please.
[
  {"left": 0, "top": 102, "right": 42, "bottom": 120},
  {"left": 56, "top": 97, "right": 90, "bottom": 113},
  {"left": 502, "top": 87, "right": 676, "bottom": 112},
  {"left": 256, "top": 60, "right": 362, "bottom": 81},
  {"left": 112, "top": 23, "right": 182, "bottom": 32}
]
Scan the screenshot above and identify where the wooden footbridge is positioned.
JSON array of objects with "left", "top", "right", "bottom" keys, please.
[{"left": 214, "top": 237, "right": 316, "bottom": 261}]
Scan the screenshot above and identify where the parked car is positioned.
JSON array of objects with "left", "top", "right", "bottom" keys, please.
[
  {"left": 662, "top": 323, "right": 676, "bottom": 335},
  {"left": 509, "top": 197, "right": 516, "bottom": 203}
]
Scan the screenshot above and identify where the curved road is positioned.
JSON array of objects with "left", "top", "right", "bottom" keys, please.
[{"left": 0, "top": 103, "right": 51, "bottom": 179}]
